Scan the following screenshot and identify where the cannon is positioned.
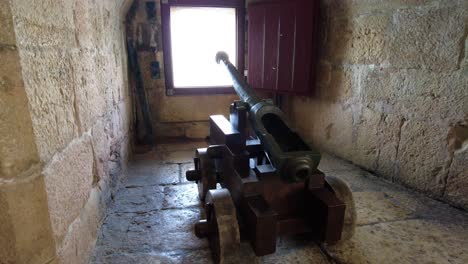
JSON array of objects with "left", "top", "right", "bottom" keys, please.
[{"left": 185, "top": 52, "right": 356, "bottom": 263}]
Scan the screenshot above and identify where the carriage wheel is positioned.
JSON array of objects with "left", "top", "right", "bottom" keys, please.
[
  {"left": 205, "top": 189, "right": 240, "bottom": 263},
  {"left": 193, "top": 148, "right": 217, "bottom": 201},
  {"left": 325, "top": 176, "right": 356, "bottom": 240}
]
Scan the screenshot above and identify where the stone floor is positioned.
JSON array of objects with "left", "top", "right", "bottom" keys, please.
[{"left": 91, "top": 141, "right": 468, "bottom": 264}]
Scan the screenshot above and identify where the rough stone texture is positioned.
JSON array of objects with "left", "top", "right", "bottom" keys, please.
[
  {"left": 0, "top": 1, "right": 40, "bottom": 180},
  {"left": 285, "top": 0, "right": 468, "bottom": 210},
  {"left": 325, "top": 219, "right": 468, "bottom": 264},
  {"left": 19, "top": 48, "right": 80, "bottom": 162},
  {"left": 43, "top": 135, "right": 95, "bottom": 245},
  {"left": 92, "top": 142, "right": 468, "bottom": 264},
  {"left": 0, "top": 1, "right": 57, "bottom": 263},
  {"left": 0, "top": 173, "right": 56, "bottom": 264},
  {"left": 128, "top": 0, "right": 239, "bottom": 141},
  {"left": 1, "top": 0, "right": 132, "bottom": 263}
]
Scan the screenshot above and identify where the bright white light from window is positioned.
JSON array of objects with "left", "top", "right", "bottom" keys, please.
[{"left": 170, "top": 7, "right": 237, "bottom": 88}]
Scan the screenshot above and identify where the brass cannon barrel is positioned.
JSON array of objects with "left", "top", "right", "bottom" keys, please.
[{"left": 215, "top": 51, "right": 321, "bottom": 182}]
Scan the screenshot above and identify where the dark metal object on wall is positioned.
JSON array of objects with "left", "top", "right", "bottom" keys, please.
[
  {"left": 185, "top": 52, "right": 357, "bottom": 263},
  {"left": 127, "top": 40, "right": 154, "bottom": 146},
  {"left": 145, "top": 1, "right": 157, "bottom": 21},
  {"left": 150, "top": 61, "right": 161, "bottom": 79}
]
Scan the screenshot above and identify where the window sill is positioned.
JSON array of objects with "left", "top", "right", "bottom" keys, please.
[{"left": 167, "top": 87, "right": 236, "bottom": 96}]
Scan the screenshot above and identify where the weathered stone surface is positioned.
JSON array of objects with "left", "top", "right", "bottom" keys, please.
[
  {"left": 155, "top": 140, "right": 207, "bottom": 153},
  {"left": 185, "top": 121, "right": 209, "bottom": 139},
  {"left": 126, "top": 162, "right": 179, "bottom": 186},
  {"left": 318, "top": 153, "right": 359, "bottom": 173},
  {"left": 0, "top": 1, "right": 16, "bottom": 45},
  {"left": 325, "top": 14, "right": 391, "bottom": 65},
  {"left": 159, "top": 150, "right": 194, "bottom": 164},
  {"left": 57, "top": 188, "right": 102, "bottom": 264},
  {"left": 10, "top": 0, "right": 76, "bottom": 48},
  {"left": 0, "top": 47, "right": 40, "bottom": 179},
  {"left": 290, "top": 99, "right": 355, "bottom": 162},
  {"left": 19, "top": 48, "right": 79, "bottom": 162},
  {"left": 93, "top": 250, "right": 213, "bottom": 264},
  {"left": 0, "top": 174, "right": 56, "bottom": 264},
  {"left": 43, "top": 135, "right": 95, "bottom": 244},
  {"left": 286, "top": 0, "right": 468, "bottom": 209},
  {"left": 112, "top": 185, "right": 164, "bottom": 213},
  {"left": 162, "top": 184, "right": 200, "bottom": 209},
  {"left": 352, "top": 108, "right": 401, "bottom": 179},
  {"left": 325, "top": 219, "right": 468, "bottom": 264},
  {"left": 153, "top": 122, "right": 186, "bottom": 139},
  {"left": 72, "top": 49, "right": 107, "bottom": 133},
  {"left": 444, "top": 144, "right": 468, "bottom": 209},
  {"left": 395, "top": 120, "right": 449, "bottom": 196},
  {"left": 353, "top": 191, "right": 414, "bottom": 225},
  {"left": 91, "top": 118, "right": 112, "bottom": 184},
  {"left": 389, "top": 3, "right": 466, "bottom": 71}
]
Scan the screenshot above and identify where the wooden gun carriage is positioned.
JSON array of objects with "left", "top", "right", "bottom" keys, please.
[{"left": 185, "top": 52, "right": 356, "bottom": 263}]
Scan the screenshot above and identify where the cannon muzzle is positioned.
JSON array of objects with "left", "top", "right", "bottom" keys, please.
[{"left": 216, "top": 51, "right": 321, "bottom": 182}]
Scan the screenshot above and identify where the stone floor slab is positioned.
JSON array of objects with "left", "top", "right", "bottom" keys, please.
[
  {"left": 111, "top": 186, "right": 165, "bottom": 213},
  {"left": 125, "top": 163, "right": 179, "bottom": 186},
  {"left": 354, "top": 191, "right": 415, "bottom": 225},
  {"left": 158, "top": 150, "right": 194, "bottom": 164},
  {"left": 162, "top": 184, "right": 200, "bottom": 209},
  {"left": 324, "top": 219, "right": 468, "bottom": 264}
]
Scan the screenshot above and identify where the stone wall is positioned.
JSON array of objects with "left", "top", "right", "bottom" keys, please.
[
  {"left": 126, "top": 0, "right": 238, "bottom": 141},
  {"left": 284, "top": 0, "right": 468, "bottom": 209},
  {"left": 1, "top": 0, "right": 132, "bottom": 263}
]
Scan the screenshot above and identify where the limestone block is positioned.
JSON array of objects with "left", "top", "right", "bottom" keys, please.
[
  {"left": 155, "top": 141, "right": 207, "bottom": 153},
  {"left": 157, "top": 90, "right": 238, "bottom": 122},
  {"left": 290, "top": 98, "right": 355, "bottom": 161},
  {"left": 71, "top": 49, "right": 107, "bottom": 133},
  {"left": 0, "top": 46, "right": 23, "bottom": 90},
  {"left": 19, "top": 49, "right": 79, "bottom": 162},
  {"left": 154, "top": 122, "right": 185, "bottom": 138},
  {"left": 389, "top": 4, "right": 466, "bottom": 71},
  {"left": 0, "top": 0, "right": 16, "bottom": 45},
  {"left": 185, "top": 121, "right": 209, "bottom": 139},
  {"left": 395, "top": 120, "right": 449, "bottom": 196},
  {"left": 43, "top": 135, "right": 95, "bottom": 245},
  {"left": 10, "top": 0, "right": 74, "bottom": 29},
  {"left": 91, "top": 118, "right": 112, "bottom": 184},
  {"left": 0, "top": 174, "right": 56, "bottom": 264},
  {"left": 0, "top": 49, "right": 40, "bottom": 179},
  {"left": 73, "top": 0, "right": 105, "bottom": 49},
  {"left": 9, "top": 0, "right": 77, "bottom": 49},
  {"left": 57, "top": 187, "right": 103, "bottom": 264},
  {"left": 93, "top": 52, "right": 116, "bottom": 112},
  {"left": 317, "top": 65, "right": 354, "bottom": 102},
  {"left": 325, "top": 13, "right": 391, "bottom": 65},
  {"left": 444, "top": 126, "right": 468, "bottom": 208},
  {"left": 352, "top": 107, "right": 401, "bottom": 179},
  {"left": 347, "top": 14, "right": 391, "bottom": 64},
  {"left": 363, "top": 68, "right": 467, "bottom": 122}
]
